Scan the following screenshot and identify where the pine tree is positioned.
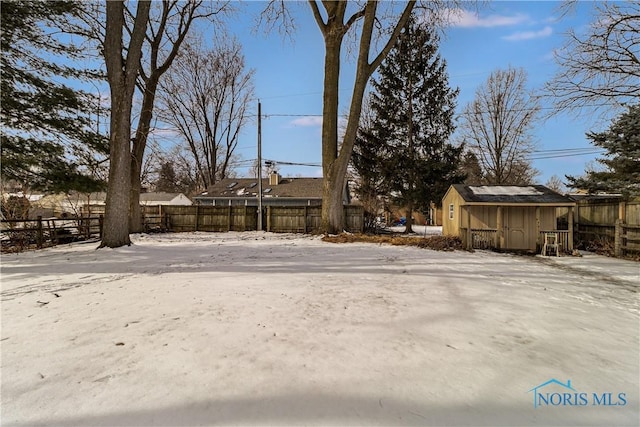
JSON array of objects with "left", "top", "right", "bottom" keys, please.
[
  {"left": 352, "top": 124, "right": 387, "bottom": 229},
  {"left": 567, "top": 104, "right": 640, "bottom": 197},
  {"left": 0, "top": 1, "right": 107, "bottom": 193},
  {"left": 155, "top": 162, "right": 179, "bottom": 193},
  {"left": 354, "top": 16, "right": 465, "bottom": 232}
]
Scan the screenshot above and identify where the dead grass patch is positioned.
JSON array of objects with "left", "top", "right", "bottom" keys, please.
[{"left": 322, "top": 233, "right": 463, "bottom": 251}]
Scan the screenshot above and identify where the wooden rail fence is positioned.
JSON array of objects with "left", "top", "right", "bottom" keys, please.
[{"left": 1, "top": 215, "right": 103, "bottom": 250}]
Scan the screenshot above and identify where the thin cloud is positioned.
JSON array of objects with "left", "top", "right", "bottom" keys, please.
[
  {"left": 290, "top": 116, "right": 322, "bottom": 127},
  {"left": 446, "top": 9, "right": 529, "bottom": 28},
  {"left": 503, "top": 26, "right": 553, "bottom": 41}
]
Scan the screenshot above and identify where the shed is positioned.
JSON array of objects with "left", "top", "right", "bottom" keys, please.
[{"left": 442, "top": 184, "right": 576, "bottom": 253}]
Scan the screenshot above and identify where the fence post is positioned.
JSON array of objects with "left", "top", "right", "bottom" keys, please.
[
  {"left": 495, "top": 206, "right": 503, "bottom": 250},
  {"left": 83, "top": 217, "right": 89, "bottom": 239},
  {"left": 99, "top": 214, "right": 104, "bottom": 239},
  {"left": 227, "top": 206, "right": 232, "bottom": 232},
  {"left": 619, "top": 201, "right": 626, "bottom": 223},
  {"left": 243, "top": 205, "right": 247, "bottom": 231},
  {"left": 195, "top": 205, "right": 200, "bottom": 232},
  {"left": 535, "top": 206, "right": 541, "bottom": 252},
  {"left": 614, "top": 219, "right": 623, "bottom": 257},
  {"left": 36, "top": 216, "right": 43, "bottom": 248},
  {"left": 466, "top": 207, "right": 472, "bottom": 250},
  {"left": 567, "top": 206, "right": 574, "bottom": 251},
  {"left": 267, "top": 206, "right": 271, "bottom": 232}
]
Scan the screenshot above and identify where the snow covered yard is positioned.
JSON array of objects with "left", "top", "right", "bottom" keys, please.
[{"left": 1, "top": 232, "right": 638, "bottom": 426}]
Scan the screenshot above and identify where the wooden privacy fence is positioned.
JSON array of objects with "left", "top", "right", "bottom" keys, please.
[
  {"left": 562, "top": 199, "right": 640, "bottom": 256},
  {"left": 145, "top": 204, "right": 364, "bottom": 234}
]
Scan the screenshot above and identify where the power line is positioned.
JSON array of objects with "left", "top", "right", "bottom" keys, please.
[
  {"left": 528, "top": 149, "right": 605, "bottom": 160},
  {"left": 265, "top": 159, "right": 321, "bottom": 168}
]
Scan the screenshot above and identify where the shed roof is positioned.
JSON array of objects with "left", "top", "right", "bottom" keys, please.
[
  {"left": 195, "top": 177, "right": 324, "bottom": 200},
  {"left": 450, "top": 184, "right": 575, "bottom": 206}
]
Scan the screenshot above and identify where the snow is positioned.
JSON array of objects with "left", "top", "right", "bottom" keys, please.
[
  {"left": 470, "top": 186, "right": 544, "bottom": 196},
  {"left": 1, "top": 232, "right": 638, "bottom": 426}
]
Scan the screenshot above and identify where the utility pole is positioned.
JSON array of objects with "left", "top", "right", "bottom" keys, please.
[{"left": 257, "top": 101, "right": 263, "bottom": 231}]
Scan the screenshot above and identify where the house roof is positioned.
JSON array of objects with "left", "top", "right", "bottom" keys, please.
[
  {"left": 450, "top": 184, "right": 575, "bottom": 206},
  {"left": 195, "top": 177, "right": 324, "bottom": 200},
  {"left": 140, "top": 192, "right": 186, "bottom": 202}
]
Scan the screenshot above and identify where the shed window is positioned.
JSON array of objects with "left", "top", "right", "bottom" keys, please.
[{"left": 449, "top": 204, "right": 454, "bottom": 220}]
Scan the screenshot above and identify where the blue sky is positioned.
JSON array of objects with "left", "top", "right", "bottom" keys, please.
[{"left": 194, "top": 1, "right": 610, "bottom": 185}]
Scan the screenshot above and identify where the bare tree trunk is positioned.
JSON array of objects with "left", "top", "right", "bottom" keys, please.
[
  {"left": 100, "top": 0, "right": 150, "bottom": 249},
  {"left": 320, "top": 33, "right": 343, "bottom": 233},
  {"left": 126, "top": 1, "right": 225, "bottom": 233},
  {"left": 405, "top": 202, "right": 414, "bottom": 234},
  {"left": 310, "top": 0, "right": 415, "bottom": 234},
  {"left": 130, "top": 76, "right": 159, "bottom": 234}
]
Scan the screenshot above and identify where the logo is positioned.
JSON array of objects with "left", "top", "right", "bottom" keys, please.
[{"left": 528, "top": 379, "right": 627, "bottom": 408}]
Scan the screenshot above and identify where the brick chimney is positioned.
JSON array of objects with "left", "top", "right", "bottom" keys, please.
[{"left": 269, "top": 172, "right": 280, "bottom": 186}]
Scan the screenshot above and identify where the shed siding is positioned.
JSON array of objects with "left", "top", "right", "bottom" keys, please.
[{"left": 442, "top": 188, "right": 464, "bottom": 236}]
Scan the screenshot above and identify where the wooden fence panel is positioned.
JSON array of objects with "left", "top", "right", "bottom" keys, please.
[
  {"left": 345, "top": 205, "right": 364, "bottom": 233},
  {"left": 306, "top": 207, "right": 322, "bottom": 232},
  {"left": 626, "top": 202, "right": 640, "bottom": 226},
  {"left": 267, "top": 206, "right": 307, "bottom": 233},
  {"left": 573, "top": 199, "right": 639, "bottom": 256},
  {"left": 576, "top": 202, "right": 619, "bottom": 225},
  {"left": 162, "top": 205, "right": 197, "bottom": 232}
]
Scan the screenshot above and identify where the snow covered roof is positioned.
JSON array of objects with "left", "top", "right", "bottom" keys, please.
[
  {"left": 196, "top": 178, "right": 324, "bottom": 200},
  {"left": 451, "top": 184, "right": 575, "bottom": 205},
  {"left": 139, "top": 192, "right": 186, "bottom": 202}
]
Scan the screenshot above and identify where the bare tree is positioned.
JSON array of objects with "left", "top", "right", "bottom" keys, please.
[
  {"left": 128, "top": 0, "right": 230, "bottom": 233},
  {"left": 545, "top": 174, "right": 566, "bottom": 193},
  {"left": 100, "top": 0, "right": 150, "bottom": 248},
  {"left": 310, "top": 1, "right": 417, "bottom": 233},
  {"left": 157, "top": 35, "right": 254, "bottom": 190},
  {"left": 260, "top": 1, "right": 463, "bottom": 233},
  {"left": 460, "top": 67, "right": 540, "bottom": 185},
  {"left": 544, "top": 1, "right": 640, "bottom": 117}
]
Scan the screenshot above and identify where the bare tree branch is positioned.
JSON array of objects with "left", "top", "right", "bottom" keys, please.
[
  {"left": 460, "top": 67, "right": 540, "bottom": 185},
  {"left": 543, "top": 1, "right": 640, "bottom": 118},
  {"left": 157, "top": 35, "right": 255, "bottom": 190}
]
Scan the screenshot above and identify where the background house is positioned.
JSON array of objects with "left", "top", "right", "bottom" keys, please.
[
  {"left": 194, "top": 172, "right": 350, "bottom": 207},
  {"left": 442, "top": 184, "right": 576, "bottom": 252},
  {"left": 33, "top": 192, "right": 192, "bottom": 217},
  {"left": 140, "top": 192, "right": 192, "bottom": 206}
]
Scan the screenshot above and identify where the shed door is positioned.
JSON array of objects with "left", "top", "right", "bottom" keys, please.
[{"left": 504, "top": 207, "right": 533, "bottom": 250}]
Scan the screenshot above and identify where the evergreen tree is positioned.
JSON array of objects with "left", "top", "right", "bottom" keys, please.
[
  {"left": 354, "top": 16, "right": 465, "bottom": 232},
  {"left": 352, "top": 124, "right": 387, "bottom": 230},
  {"left": 0, "top": 0, "right": 107, "bottom": 193},
  {"left": 155, "top": 162, "right": 179, "bottom": 193},
  {"left": 460, "top": 151, "right": 484, "bottom": 185},
  {"left": 567, "top": 104, "right": 640, "bottom": 197}
]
